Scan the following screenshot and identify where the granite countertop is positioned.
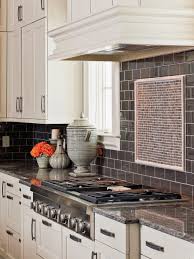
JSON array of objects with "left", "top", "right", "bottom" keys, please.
[
  {"left": 0, "top": 160, "right": 73, "bottom": 186},
  {"left": 1, "top": 161, "right": 194, "bottom": 244},
  {"left": 94, "top": 201, "right": 194, "bottom": 244}
]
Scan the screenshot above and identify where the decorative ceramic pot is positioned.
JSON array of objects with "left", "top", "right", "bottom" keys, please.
[
  {"left": 49, "top": 139, "right": 70, "bottom": 169},
  {"left": 67, "top": 113, "right": 97, "bottom": 177},
  {"left": 36, "top": 156, "right": 49, "bottom": 169}
]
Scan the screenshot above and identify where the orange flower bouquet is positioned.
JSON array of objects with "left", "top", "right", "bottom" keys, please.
[{"left": 30, "top": 142, "right": 55, "bottom": 168}]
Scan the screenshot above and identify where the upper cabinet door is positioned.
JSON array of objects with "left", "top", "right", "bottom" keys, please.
[
  {"left": 33, "top": 0, "right": 47, "bottom": 21},
  {"left": 7, "top": 30, "right": 22, "bottom": 119},
  {"left": 91, "top": 0, "right": 113, "bottom": 14},
  {"left": 7, "top": 0, "right": 28, "bottom": 30},
  {"left": 7, "top": 0, "right": 47, "bottom": 31},
  {"left": 0, "top": 0, "right": 7, "bottom": 31},
  {"left": 0, "top": 33, "right": 7, "bottom": 118},
  {"left": 22, "top": 18, "right": 47, "bottom": 120},
  {"left": 71, "top": 0, "right": 91, "bottom": 22}
]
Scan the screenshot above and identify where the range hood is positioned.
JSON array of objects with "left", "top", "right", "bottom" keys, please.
[{"left": 48, "top": 5, "right": 194, "bottom": 62}]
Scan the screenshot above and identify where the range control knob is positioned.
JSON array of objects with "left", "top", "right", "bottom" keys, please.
[
  {"left": 42, "top": 204, "right": 49, "bottom": 216},
  {"left": 69, "top": 217, "right": 77, "bottom": 229},
  {"left": 60, "top": 213, "right": 71, "bottom": 225},
  {"left": 31, "top": 201, "right": 37, "bottom": 211},
  {"left": 50, "top": 208, "right": 57, "bottom": 219}
]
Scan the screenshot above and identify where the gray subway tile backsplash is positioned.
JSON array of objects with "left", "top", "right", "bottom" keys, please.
[{"left": 93, "top": 50, "right": 194, "bottom": 197}]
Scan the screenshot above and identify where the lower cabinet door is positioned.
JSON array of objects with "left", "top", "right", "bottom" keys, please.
[
  {"left": 65, "top": 230, "right": 94, "bottom": 259},
  {"left": 7, "top": 193, "right": 21, "bottom": 235},
  {"left": 6, "top": 228, "right": 21, "bottom": 259},
  {"left": 36, "top": 216, "right": 62, "bottom": 259},
  {"left": 95, "top": 241, "right": 127, "bottom": 259},
  {"left": 22, "top": 206, "right": 40, "bottom": 259}
]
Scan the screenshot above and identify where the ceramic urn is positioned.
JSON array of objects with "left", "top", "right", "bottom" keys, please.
[{"left": 67, "top": 113, "right": 97, "bottom": 177}]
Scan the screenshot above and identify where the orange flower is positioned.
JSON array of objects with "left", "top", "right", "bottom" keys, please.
[{"left": 30, "top": 142, "right": 55, "bottom": 158}]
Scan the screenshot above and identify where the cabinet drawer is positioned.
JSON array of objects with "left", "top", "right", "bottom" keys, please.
[
  {"left": 20, "top": 184, "right": 33, "bottom": 207},
  {"left": 95, "top": 240, "right": 127, "bottom": 259},
  {"left": 6, "top": 227, "right": 21, "bottom": 259},
  {"left": 5, "top": 175, "right": 20, "bottom": 196},
  {"left": 141, "top": 225, "right": 194, "bottom": 259},
  {"left": 95, "top": 214, "right": 130, "bottom": 253}
]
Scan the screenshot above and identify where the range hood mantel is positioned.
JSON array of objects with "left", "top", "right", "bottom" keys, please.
[{"left": 49, "top": 5, "right": 194, "bottom": 61}]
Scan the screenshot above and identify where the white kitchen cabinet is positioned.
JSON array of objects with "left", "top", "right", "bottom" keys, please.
[
  {"left": 21, "top": 206, "right": 41, "bottom": 259},
  {"left": 62, "top": 228, "right": 95, "bottom": 259},
  {"left": 95, "top": 214, "right": 139, "bottom": 258},
  {"left": 0, "top": 174, "right": 7, "bottom": 253},
  {"left": 95, "top": 241, "right": 127, "bottom": 259},
  {"left": 6, "top": 228, "right": 21, "bottom": 259},
  {"left": 91, "top": 0, "right": 113, "bottom": 13},
  {"left": 0, "top": 0, "right": 7, "bottom": 31},
  {"left": 47, "top": 60, "right": 83, "bottom": 124},
  {"left": 36, "top": 215, "right": 62, "bottom": 259},
  {"left": 7, "top": 0, "right": 47, "bottom": 31},
  {"left": 22, "top": 18, "right": 47, "bottom": 120},
  {"left": 7, "top": 30, "right": 22, "bottom": 119},
  {"left": 141, "top": 225, "right": 194, "bottom": 259},
  {"left": 71, "top": 0, "right": 91, "bottom": 22},
  {"left": 0, "top": 33, "right": 7, "bottom": 118}
]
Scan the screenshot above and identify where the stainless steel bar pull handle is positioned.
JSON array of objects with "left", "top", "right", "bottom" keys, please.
[
  {"left": 31, "top": 219, "right": 36, "bottom": 241},
  {"left": 41, "top": 0, "right": 45, "bottom": 10},
  {"left": 23, "top": 194, "right": 31, "bottom": 200},
  {"left": 42, "top": 220, "right": 52, "bottom": 227},
  {"left": 146, "top": 241, "right": 164, "bottom": 252},
  {"left": 16, "top": 97, "right": 19, "bottom": 112},
  {"left": 7, "top": 183, "right": 13, "bottom": 188},
  {"left": 41, "top": 96, "right": 46, "bottom": 113},
  {"left": 100, "top": 228, "right": 115, "bottom": 238},
  {"left": 2, "top": 181, "right": 6, "bottom": 198},
  {"left": 6, "top": 230, "right": 13, "bottom": 236},
  {"left": 69, "top": 234, "right": 81, "bottom": 243},
  {"left": 20, "top": 97, "right": 23, "bottom": 113},
  {"left": 18, "top": 5, "right": 23, "bottom": 21}
]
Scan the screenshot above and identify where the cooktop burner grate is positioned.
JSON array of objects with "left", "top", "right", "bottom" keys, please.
[{"left": 79, "top": 191, "right": 182, "bottom": 204}]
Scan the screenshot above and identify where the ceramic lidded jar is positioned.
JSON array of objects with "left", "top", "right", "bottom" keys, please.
[
  {"left": 49, "top": 139, "right": 70, "bottom": 169},
  {"left": 67, "top": 113, "right": 97, "bottom": 177}
]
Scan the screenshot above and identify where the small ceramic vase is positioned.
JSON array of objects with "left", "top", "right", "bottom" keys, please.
[
  {"left": 36, "top": 156, "right": 49, "bottom": 169},
  {"left": 49, "top": 139, "right": 70, "bottom": 169}
]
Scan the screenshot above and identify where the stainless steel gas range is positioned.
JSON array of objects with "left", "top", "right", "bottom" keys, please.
[{"left": 30, "top": 176, "right": 184, "bottom": 240}]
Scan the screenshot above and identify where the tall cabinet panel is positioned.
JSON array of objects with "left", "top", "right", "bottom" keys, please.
[
  {"left": 0, "top": 175, "right": 7, "bottom": 253},
  {"left": 7, "top": 30, "right": 22, "bottom": 118},
  {"left": 0, "top": 33, "right": 7, "bottom": 118},
  {"left": 22, "top": 18, "right": 47, "bottom": 120},
  {"left": 0, "top": 0, "right": 7, "bottom": 31}
]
